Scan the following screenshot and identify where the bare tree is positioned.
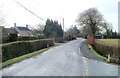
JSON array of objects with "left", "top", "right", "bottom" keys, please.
[
  {"left": 31, "top": 24, "right": 45, "bottom": 38},
  {"left": 0, "top": 16, "right": 4, "bottom": 25},
  {"left": 102, "top": 22, "right": 113, "bottom": 35},
  {"left": 65, "top": 25, "right": 80, "bottom": 36},
  {"left": 0, "top": 4, "right": 4, "bottom": 26},
  {"left": 76, "top": 8, "right": 105, "bottom": 36},
  {"left": 36, "top": 24, "right": 45, "bottom": 32},
  {"left": 81, "top": 26, "right": 91, "bottom": 36},
  {"left": 0, "top": 5, "right": 6, "bottom": 43}
]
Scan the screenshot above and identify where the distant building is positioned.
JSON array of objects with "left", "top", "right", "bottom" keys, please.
[
  {"left": 13, "top": 23, "right": 33, "bottom": 37},
  {"left": 5, "top": 23, "right": 33, "bottom": 37},
  {"left": 8, "top": 23, "right": 34, "bottom": 40},
  {"left": 1, "top": 23, "right": 34, "bottom": 43},
  {"left": 94, "top": 35, "right": 103, "bottom": 39},
  {"left": 5, "top": 27, "right": 18, "bottom": 35}
]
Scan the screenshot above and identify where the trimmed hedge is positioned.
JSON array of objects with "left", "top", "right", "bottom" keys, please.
[
  {"left": 1, "top": 39, "right": 54, "bottom": 62},
  {"left": 93, "top": 40, "right": 120, "bottom": 63}
]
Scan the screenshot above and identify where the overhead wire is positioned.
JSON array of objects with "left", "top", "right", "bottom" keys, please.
[{"left": 14, "top": 0, "right": 46, "bottom": 21}]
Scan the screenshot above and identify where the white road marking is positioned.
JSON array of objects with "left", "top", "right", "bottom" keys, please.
[
  {"left": 83, "top": 57, "right": 89, "bottom": 76},
  {"left": 78, "top": 46, "right": 89, "bottom": 76}
]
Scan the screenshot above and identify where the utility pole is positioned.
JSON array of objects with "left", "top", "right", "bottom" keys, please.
[{"left": 62, "top": 18, "right": 64, "bottom": 38}]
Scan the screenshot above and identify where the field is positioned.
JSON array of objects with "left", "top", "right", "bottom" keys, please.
[
  {"left": 94, "top": 39, "right": 120, "bottom": 63},
  {"left": 97, "top": 39, "right": 119, "bottom": 45}
]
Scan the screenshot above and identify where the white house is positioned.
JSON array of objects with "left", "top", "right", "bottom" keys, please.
[{"left": 14, "top": 23, "right": 33, "bottom": 37}]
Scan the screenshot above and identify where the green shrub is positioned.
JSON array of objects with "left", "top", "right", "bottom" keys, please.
[
  {"left": 17, "top": 37, "right": 23, "bottom": 41},
  {"left": 55, "top": 38, "right": 64, "bottom": 43},
  {"left": 93, "top": 40, "right": 120, "bottom": 63},
  {"left": 1, "top": 39, "right": 54, "bottom": 62},
  {"left": 8, "top": 34, "right": 18, "bottom": 42},
  {"left": 37, "top": 35, "right": 46, "bottom": 39}
]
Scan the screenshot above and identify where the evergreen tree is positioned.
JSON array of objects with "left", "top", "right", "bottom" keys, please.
[{"left": 43, "top": 19, "right": 63, "bottom": 38}]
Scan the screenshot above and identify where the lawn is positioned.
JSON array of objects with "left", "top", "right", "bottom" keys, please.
[{"left": 97, "top": 39, "right": 119, "bottom": 45}]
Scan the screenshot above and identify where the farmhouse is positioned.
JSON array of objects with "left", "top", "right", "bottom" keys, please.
[
  {"left": 14, "top": 23, "right": 33, "bottom": 37},
  {"left": 0, "top": 23, "right": 34, "bottom": 43},
  {"left": 7, "top": 23, "right": 34, "bottom": 40}
]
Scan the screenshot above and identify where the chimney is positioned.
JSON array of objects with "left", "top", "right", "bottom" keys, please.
[
  {"left": 14, "top": 23, "right": 16, "bottom": 27},
  {"left": 26, "top": 24, "right": 28, "bottom": 28}
]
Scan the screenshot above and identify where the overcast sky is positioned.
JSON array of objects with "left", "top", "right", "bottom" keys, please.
[{"left": 1, "top": 0, "right": 119, "bottom": 31}]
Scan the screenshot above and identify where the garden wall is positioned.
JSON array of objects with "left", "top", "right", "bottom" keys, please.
[{"left": 1, "top": 39, "right": 54, "bottom": 62}]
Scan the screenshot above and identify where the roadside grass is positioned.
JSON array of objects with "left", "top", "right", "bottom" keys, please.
[
  {"left": 0, "top": 45, "right": 59, "bottom": 68},
  {"left": 97, "top": 39, "right": 119, "bottom": 45},
  {"left": 87, "top": 44, "right": 107, "bottom": 60}
]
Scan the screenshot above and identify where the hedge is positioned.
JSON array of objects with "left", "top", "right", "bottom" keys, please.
[
  {"left": 55, "top": 38, "right": 64, "bottom": 43},
  {"left": 1, "top": 39, "right": 54, "bottom": 62},
  {"left": 93, "top": 40, "right": 120, "bottom": 63}
]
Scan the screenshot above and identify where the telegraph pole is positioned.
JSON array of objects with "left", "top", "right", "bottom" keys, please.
[{"left": 63, "top": 18, "right": 64, "bottom": 38}]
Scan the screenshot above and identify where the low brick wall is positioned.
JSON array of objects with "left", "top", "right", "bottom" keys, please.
[{"left": 87, "top": 36, "right": 94, "bottom": 45}]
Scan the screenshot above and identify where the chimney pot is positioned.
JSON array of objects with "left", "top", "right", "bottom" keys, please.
[
  {"left": 14, "top": 23, "right": 16, "bottom": 27},
  {"left": 26, "top": 25, "right": 28, "bottom": 28}
]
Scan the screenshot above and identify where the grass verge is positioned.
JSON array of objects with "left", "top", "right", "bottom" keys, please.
[
  {"left": 0, "top": 45, "right": 58, "bottom": 68},
  {"left": 87, "top": 44, "right": 107, "bottom": 60}
]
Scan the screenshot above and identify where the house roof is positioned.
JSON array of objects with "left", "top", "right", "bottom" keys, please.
[
  {"left": 16, "top": 27, "right": 32, "bottom": 31},
  {"left": 5, "top": 28, "right": 18, "bottom": 34}
]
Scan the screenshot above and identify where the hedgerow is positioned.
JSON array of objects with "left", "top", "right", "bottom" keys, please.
[{"left": 1, "top": 39, "right": 54, "bottom": 62}]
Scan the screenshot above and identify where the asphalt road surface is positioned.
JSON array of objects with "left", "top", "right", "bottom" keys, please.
[{"left": 1, "top": 38, "right": 119, "bottom": 76}]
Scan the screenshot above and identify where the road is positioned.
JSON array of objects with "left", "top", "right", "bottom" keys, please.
[{"left": 1, "top": 38, "right": 119, "bottom": 76}]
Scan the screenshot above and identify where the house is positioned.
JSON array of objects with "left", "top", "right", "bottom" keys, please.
[
  {"left": 6, "top": 27, "right": 18, "bottom": 35},
  {"left": 0, "top": 24, "right": 34, "bottom": 43},
  {"left": 6, "top": 23, "right": 34, "bottom": 40},
  {"left": 14, "top": 23, "right": 33, "bottom": 37}
]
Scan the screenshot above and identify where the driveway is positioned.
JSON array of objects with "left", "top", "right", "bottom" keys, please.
[{"left": 1, "top": 38, "right": 119, "bottom": 76}]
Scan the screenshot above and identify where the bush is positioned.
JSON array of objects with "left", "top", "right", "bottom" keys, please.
[
  {"left": 1, "top": 39, "right": 54, "bottom": 62},
  {"left": 37, "top": 35, "right": 46, "bottom": 39},
  {"left": 64, "top": 35, "right": 76, "bottom": 41},
  {"left": 55, "top": 38, "right": 64, "bottom": 43},
  {"left": 93, "top": 40, "right": 120, "bottom": 63},
  {"left": 8, "top": 34, "right": 18, "bottom": 42}
]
